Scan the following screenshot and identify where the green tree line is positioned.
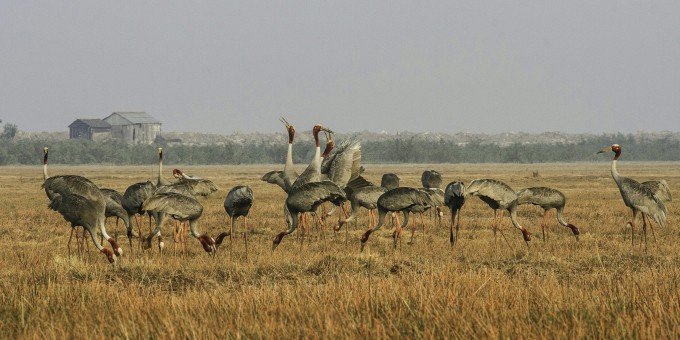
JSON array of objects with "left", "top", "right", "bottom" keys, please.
[{"left": 1, "top": 133, "right": 679, "bottom": 166}]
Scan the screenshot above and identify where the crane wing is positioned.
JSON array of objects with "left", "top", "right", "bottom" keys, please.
[
  {"left": 321, "top": 140, "right": 361, "bottom": 188},
  {"left": 48, "top": 193, "right": 95, "bottom": 223},
  {"left": 466, "top": 178, "right": 517, "bottom": 207},
  {"left": 642, "top": 180, "right": 672, "bottom": 203},
  {"left": 444, "top": 181, "right": 466, "bottom": 205},
  {"left": 225, "top": 186, "right": 254, "bottom": 210},
  {"left": 142, "top": 192, "right": 203, "bottom": 220},
  {"left": 619, "top": 177, "right": 667, "bottom": 226}
]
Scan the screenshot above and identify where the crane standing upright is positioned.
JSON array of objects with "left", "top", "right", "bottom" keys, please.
[{"left": 598, "top": 144, "right": 667, "bottom": 248}]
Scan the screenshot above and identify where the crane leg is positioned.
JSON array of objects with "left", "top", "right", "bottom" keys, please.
[
  {"left": 67, "top": 227, "right": 75, "bottom": 258},
  {"left": 542, "top": 210, "right": 550, "bottom": 242},
  {"left": 643, "top": 214, "right": 657, "bottom": 243},
  {"left": 455, "top": 209, "right": 461, "bottom": 247},
  {"left": 230, "top": 216, "right": 236, "bottom": 258},
  {"left": 627, "top": 210, "right": 638, "bottom": 247},
  {"left": 179, "top": 221, "right": 185, "bottom": 256},
  {"left": 316, "top": 212, "right": 328, "bottom": 251},
  {"left": 173, "top": 220, "right": 180, "bottom": 256},
  {"left": 243, "top": 216, "right": 249, "bottom": 260},
  {"left": 449, "top": 210, "right": 456, "bottom": 247},
  {"left": 492, "top": 210, "right": 498, "bottom": 247},
  {"left": 135, "top": 215, "right": 143, "bottom": 251},
  {"left": 641, "top": 213, "right": 648, "bottom": 252},
  {"left": 393, "top": 211, "right": 409, "bottom": 249}
]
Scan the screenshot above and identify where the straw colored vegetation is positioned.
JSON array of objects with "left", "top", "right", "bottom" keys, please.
[{"left": 0, "top": 162, "right": 678, "bottom": 338}]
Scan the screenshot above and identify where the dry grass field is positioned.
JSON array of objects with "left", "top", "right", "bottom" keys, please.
[{"left": 0, "top": 162, "right": 678, "bottom": 338}]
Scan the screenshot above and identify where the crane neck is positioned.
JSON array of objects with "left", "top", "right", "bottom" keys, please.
[
  {"left": 611, "top": 159, "right": 621, "bottom": 182},
  {"left": 556, "top": 207, "right": 568, "bottom": 227},
  {"left": 321, "top": 142, "right": 334, "bottom": 158},
  {"left": 285, "top": 143, "right": 294, "bottom": 170},
  {"left": 288, "top": 130, "right": 295, "bottom": 144},
  {"left": 313, "top": 144, "right": 321, "bottom": 165},
  {"left": 157, "top": 155, "right": 170, "bottom": 186},
  {"left": 43, "top": 150, "right": 49, "bottom": 180},
  {"left": 313, "top": 129, "right": 320, "bottom": 147}
]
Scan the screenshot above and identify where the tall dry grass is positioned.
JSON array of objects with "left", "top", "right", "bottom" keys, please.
[{"left": 0, "top": 162, "right": 678, "bottom": 338}]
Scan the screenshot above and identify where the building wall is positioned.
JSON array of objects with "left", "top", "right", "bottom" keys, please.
[
  {"left": 111, "top": 123, "right": 161, "bottom": 144},
  {"left": 69, "top": 122, "right": 111, "bottom": 140}
]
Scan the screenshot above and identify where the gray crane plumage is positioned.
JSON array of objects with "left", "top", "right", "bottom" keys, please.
[
  {"left": 156, "top": 148, "right": 172, "bottom": 186},
  {"left": 466, "top": 178, "right": 532, "bottom": 244},
  {"left": 421, "top": 170, "right": 443, "bottom": 189},
  {"left": 42, "top": 146, "right": 121, "bottom": 262},
  {"left": 641, "top": 180, "right": 672, "bottom": 203},
  {"left": 216, "top": 186, "right": 255, "bottom": 255},
  {"left": 336, "top": 176, "right": 386, "bottom": 231},
  {"left": 121, "top": 180, "right": 157, "bottom": 250},
  {"left": 321, "top": 139, "right": 362, "bottom": 189},
  {"left": 173, "top": 169, "right": 220, "bottom": 196},
  {"left": 515, "top": 187, "right": 580, "bottom": 240},
  {"left": 141, "top": 192, "right": 216, "bottom": 254},
  {"left": 444, "top": 181, "right": 466, "bottom": 247},
  {"left": 360, "top": 187, "right": 438, "bottom": 251},
  {"left": 261, "top": 117, "right": 299, "bottom": 193},
  {"left": 100, "top": 188, "right": 132, "bottom": 243},
  {"left": 48, "top": 193, "right": 118, "bottom": 263},
  {"left": 273, "top": 181, "right": 346, "bottom": 249},
  {"left": 261, "top": 170, "right": 288, "bottom": 192},
  {"left": 599, "top": 144, "right": 667, "bottom": 247},
  {"left": 291, "top": 125, "right": 333, "bottom": 190},
  {"left": 380, "top": 173, "right": 400, "bottom": 190}
]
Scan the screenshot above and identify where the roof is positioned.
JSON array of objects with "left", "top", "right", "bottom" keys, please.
[
  {"left": 103, "top": 112, "right": 161, "bottom": 125},
  {"left": 68, "top": 119, "right": 111, "bottom": 129}
]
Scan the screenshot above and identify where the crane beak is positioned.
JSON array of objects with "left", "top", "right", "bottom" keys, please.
[
  {"left": 279, "top": 116, "right": 292, "bottom": 128},
  {"left": 597, "top": 146, "right": 612, "bottom": 154},
  {"left": 319, "top": 125, "right": 334, "bottom": 134}
]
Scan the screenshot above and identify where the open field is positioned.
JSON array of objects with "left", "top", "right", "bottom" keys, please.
[{"left": 1, "top": 162, "right": 678, "bottom": 338}]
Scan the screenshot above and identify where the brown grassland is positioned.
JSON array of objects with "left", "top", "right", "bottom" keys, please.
[{"left": 0, "top": 162, "right": 678, "bottom": 339}]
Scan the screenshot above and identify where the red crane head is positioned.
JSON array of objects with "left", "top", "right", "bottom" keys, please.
[
  {"left": 598, "top": 144, "right": 622, "bottom": 160},
  {"left": 312, "top": 125, "right": 334, "bottom": 146},
  {"left": 280, "top": 117, "right": 295, "bottom": 144},
  {"left": 322, "top": 140, "right": 335, "bottom": 158}
]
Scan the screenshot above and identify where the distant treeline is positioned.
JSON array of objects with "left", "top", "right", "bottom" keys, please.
[{"left": 1, "top": 133, "right": 679, "bottom": 166}]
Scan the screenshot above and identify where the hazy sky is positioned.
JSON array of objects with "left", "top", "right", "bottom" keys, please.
[{"left": 1, "top": 1, "right": 678, "bottom": 134}]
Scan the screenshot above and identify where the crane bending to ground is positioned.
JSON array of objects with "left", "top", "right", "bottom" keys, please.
[
  {"left": 42, "top": 147, "right": 122, "bottom": 262},
  {"left": 100, "top": 188, "right": 133, "bottom": 248},
  {"left": 216, "top": 185, "right": 254, "bottom": 258},
  {"left": 141, "top": 192, "right": 216, "bottom": 255},
  {"left": 273, "top": 181, "right": 346, "bottom": 250},
  {"left": 122, "top": 180, "right": 157, "bottom": 253},
  {"left": 466, "top": 178, "right": 532, "bottom": 247},
  {"left": 444, "top": 181, "right": 465, "bottom": 247},
  {"left": 360, "top": 187, "right": 438, "bottom": 251},
  {"left": 515, "top": 187, "right": 580, "bottom": 241}
]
